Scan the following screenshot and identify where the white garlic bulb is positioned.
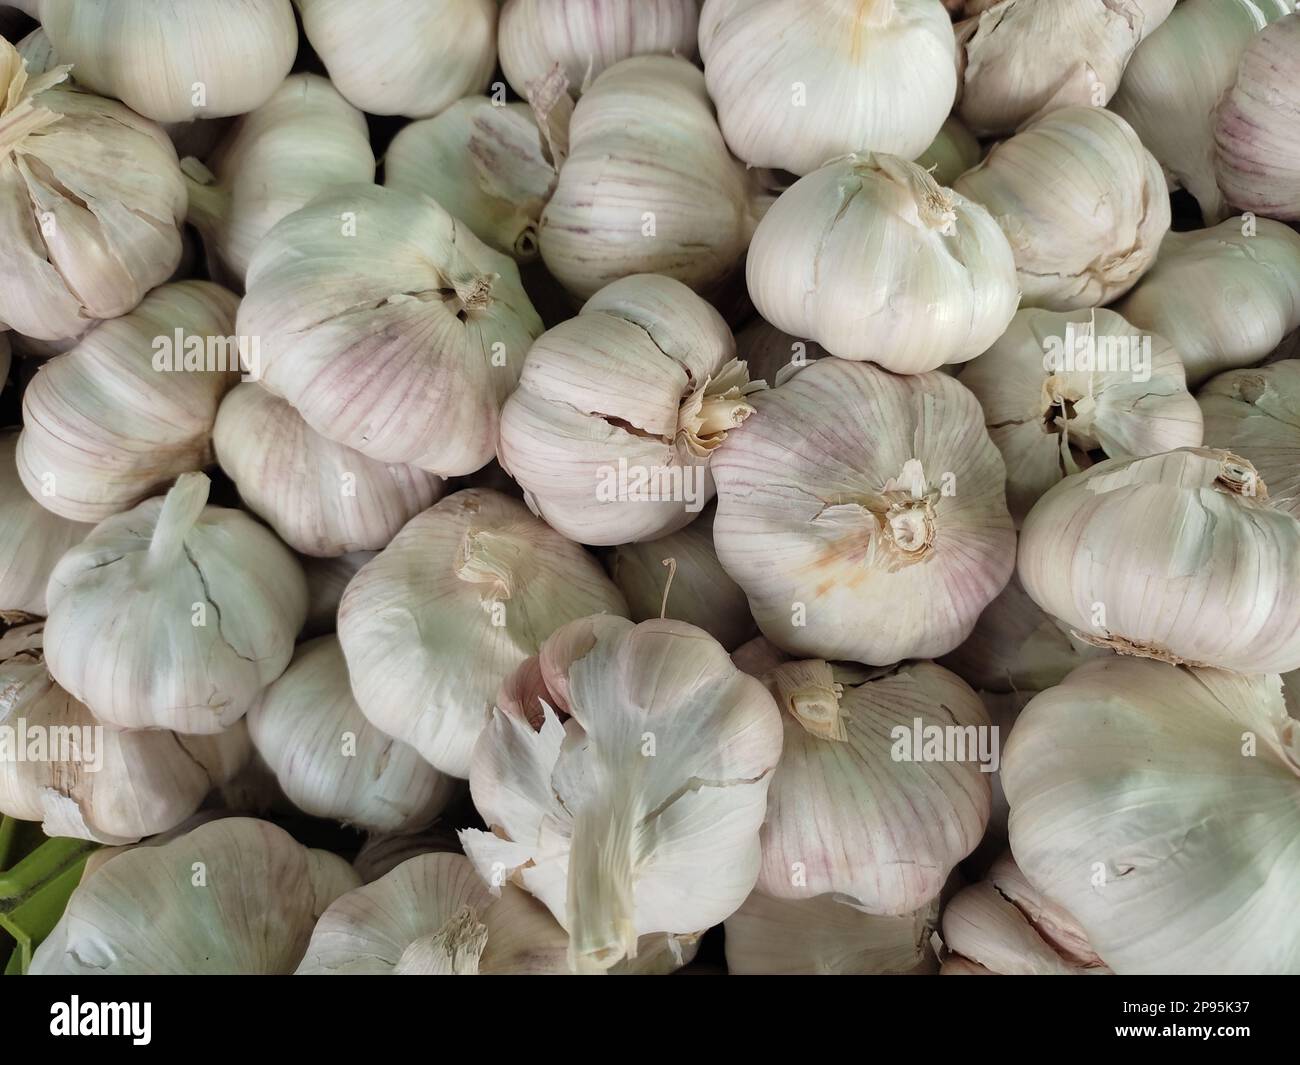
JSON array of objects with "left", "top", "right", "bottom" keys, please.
[
  {"left": 954, "top": 106, "right": 1170, "bottom": 311},
  {"left": 338, "top": 489, "right": 628, "bottom": 778},
  {"left": 45, "top": 473, "right": 309, "bottom": 734},
  {"left": 734, "top": 320, "right": 828, "bottom": 388},
  {"left": 300, "top": 551, "right": 376, "bottom": 637},
  {"left": 498, "top": 273, "right": 756, "bottom": 546},
  {"left": 747, "top": 153, "right": 1019, "bottom": 373},
  {"left": 1018, "top": 448, "right": 1300, "bottom": 674},
  {"left": 916, "top": 116, "right": 982, "bottom": 187},
  {"left": 699, "top": 0, "right": 957, "bottom": 176},
  {"left": 18, "top": 281, "right": 240, "bottom": 523},
  {"left": 712, "top": 359, "right": 1016, "bottom": 665}
]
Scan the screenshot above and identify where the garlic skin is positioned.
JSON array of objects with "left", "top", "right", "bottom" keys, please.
[
  {"left": 300, "top": 551, "right": 376, "bottom": 637},
  {"left": 698, "top": 0, "right": 957, "bottom": 176},
  {"left": 712, "top": 360, "right": 1016, "bottom": 665},
  {"left": 14, "top": 27, "right": 57, "bottom": 75},
  {"left": 296, "top": 0, "right": 496, "bottom": 119},
  {"left": 959, "top": 308, "right": 1204, "bottom": 522},
  {"left": 1004, "top": 657, "right": 1300, "bottom": 975},
  {"left": 337, "top": 489, "right": 628, "bottom": 778},
  {"left": 734, "top": 320, "right": 828, "bottom": 388},
  {"left": 1018, "top": 448, "right": 1300, "bottom": 674},
  {"left": 31, "top": 817, "right": 360, "bottom": 975},
  {"left": 18, "top": 281, "right": 240, "bottom": 523},
  {"left": 238, "top": 183, "right": 544, "bottom": 477},
  {"left": 954, "top": 106, "right": 1170, "bottom": 311},
  {"left": 747, "top": 154, "right": 1019, "bottom": 373},
  {"left": 44, "top": 473, "right": 309, "bottom": 734},
  {"left": 916, "top": 116, "right": 982, "bottom": 186},
  {"left": 0, "top": 40, "right": 187, "bottom": 341},
  {"left": 498, "top": 274, "right": 754, "bottom": 546}
]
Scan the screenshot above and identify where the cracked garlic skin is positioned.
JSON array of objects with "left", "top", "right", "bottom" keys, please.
[
  {"left": 337, "top": 489, "right": 627, "bottom": 778},
  {"left": 1018, "top": 448, "right": 1300, "bottom": 674},
  {"left": 712, "top": 359, "right": 1015, "bottom": 666},
  {"left": 43, "top": 473, "right": 308, "bottom": 734}
]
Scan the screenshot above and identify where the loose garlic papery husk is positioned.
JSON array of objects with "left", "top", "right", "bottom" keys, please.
[
  {"left": 538, "top": 55, "right": 765, "bottom": 300},
  {"left": 17, "top": 281, "right": 239, "bottom": 523},
  {"left": 498, "top": 273, "right": 756, "bottom": 546},
  {"left": 247, "top": 638, "right": 458, "bottom": 833},
  {"left": 0, "top": 39, "right": 187, "bottom": 342},
  {"left": 1003, "top": 657, "right": 1300, "bottom": 974},
  {"left": 214, "top": 384, "right": 444, "bottom": 557},
  {"left": 238, "top": 183, "right": 544, "bottom": 477},
  {"left": 915, "top": 116, "right": 982, "bottom": 187},
  {"left": 698, "top": 0, "right": 957, "bottom": 176},
  {"left": 30, "top": 817, "right": 360, "bottom": 974},
  {"left": 1018, "top": 448, "right": 1300, "bottom": 674},
  {"left": 0, "top": 623, "right": 251, "bottom": 845},
  {"left": 300, "top": 550, "right": 375, "bottom": 637},
  {"left": 460, "top": 615, "right": 783, "bottom": 972},
  {"left": 295, "top": 0, "right": 496, "bottom": 119},
  {"left": 44, "top": 473, "right": 309, "bottom": 734},
  {"left": 953, "top": 106, "right": 1170, "bottom": 312},
  {"left": 337, "top": 489, "right": 627, "bottom": 778},
  {"left": 734, "top": 320, "right": 828, "bottom": 388},
  {"left": 181, "top": 74, "right": 376, "bottom": 285},
  {"left": 746, "top": 153, "right": 1019, "bottom": 373},
  {"left": 711, "top": 359, "right": 1015, "bottom": 665},
  {"left": 384, "top": 97, "right": 556, "bottom": 262},
  {"left": 958, "top": 308, "right": 1204, "bottom": 523}
]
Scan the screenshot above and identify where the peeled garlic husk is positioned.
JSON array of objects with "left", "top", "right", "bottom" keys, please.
[
  {"left": 539, "top": 55, "right": 765, "bottom": 299},
  {"left": 1018, "top": 448, "right": 1300, "bottom": 673},
  {"left": 461, "top": 615, "right": 783, "bottom": 972},
  {"left": 954, "top": 106, "right": 1170, "bottom": 311},
  {"left": 734, "top": 320, "right": 828, "bottom": 388},
  {"left": 384, "top": 97, "right": 556, "bottom": 262},
  {"left": 182, "top": 74, "right": 376, "bottom": 284},
  {"left": 916, "top": 116, "right": 982, "bottom": 186},
  {"left": 712, "top": 359, "right": 1015, "bottom": 665},
  {"left": 296, "top": 0, "right": 496, "bottom": 119},
  {"left": 17, "top": 281, "right": 239, "bottom": 523},
  {"left": 699, "top": 0, "right": 957, "bottom": 176},
  {"left": 45, "top": 473, "right": 308, "bottom": 734},
  {"left": 1004, "top": 656, "right": 1300, "bottom": 974},
  {"left": 31, "top": 817, "right": 360, "bottom": 974},
  {"left": 0, "top": 40, "right": 187, "bottom": 341},
  {"left": 959, "top": 308, "right": 1204, "bottom": 522},
  {"left": 338, "top": 488, "right": 627, "bottom": 778},
  {"left": 0, "top": 622, "right": 250, "bottom": 845},
  {"left": 300, "top": 551, "right": 376, "bottom": 637},
  {"left": 248, "top": 637, "right": 458, "bottom": 833},
  {"left": 747, "top": 153, "right": 1019, "bottom": 373},
  {"left": 498, "top": 273, "right": 755, "bottom": 545},
  {"left": 238, "top": 183, "right": 544, "bottom": 477}
]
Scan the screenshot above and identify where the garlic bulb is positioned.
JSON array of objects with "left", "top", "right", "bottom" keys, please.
[
  {"left": 300, "top": 551, "right": 376, "bottom": 637},
  {"left": 214, "top": 384, "right": 444, "bottom": 557},
  {"left": 1018, "top": 448, "right": 1300, "bottom": 674},
  {"left": 734, "top": 320, "right": 828, "bottom": 388},
  {"left": 539, "top": 55, "right": 764, "bottom": 299},
  {"left": 1115, "top": 218, "right": 1300, "bottom": 387},
  {"left": 296, "top": 0, "right": 496, "bottom": 119},
  {"left": 954, "top": 106, "right": 1170, "bottom": 311},
  {"left": 44, "top": 473, "right": 309, "bottom": 734},
  {"left": 959, "top": 308, "right": 1204, "bottom": 522},
  {"left": 182, "top": 74, "right": 376, "bottom": 284},
  {"left": 384, "top": 97, "right": 557, "bottom": 262},
  {"left": 352, "top": 824, "right": 461, "bottom": 883},
  {"left": 248, "top": 638, "right": 458, "bottom": 832},
  {"left": 31, "top": 817, "right": 360, "bottom": 974},
  {"left": 747, "top": 153, "right": 1019, "bottom": 373},
  {"left": 712, "top": 359, "right": 1016, "bottom": 665},
  {"left": 1004, "top": 656, "right": 1300, "bottom": 974},
  {"left": 0, "top": 623, "right": 250, "bottom": 845},
  {"left": 238, "top": 183, "right": 544, "bottom": 477},
  {"left": 337, "top": 489, "right": 627, "bottom": 778},
  {"left": 916, "top": 116, "right": 982, "bottom": 186},
  {"left": 18, "top": 281, "right": 240, "bottom": 523},
  {"left": 498, "top": 273, "right": 756, "bottom": 545},
  {"left": 698, "top": 0, "right": 957, "bottom": 176},
  {"left": 0, "top": 40, "right": 187, "bottom": 341}
]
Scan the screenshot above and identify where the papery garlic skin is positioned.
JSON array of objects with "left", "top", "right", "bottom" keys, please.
[
  {"left": 14, "top": 27, "right": 57, "bottom": 75},
  {"left": 712, "top": 360, "right": 1015, "bottom": 665},
  {"left": 747, "top": 154, "right": 1018, "bottom": 373},
  {"left": 699, "top": 0, "right": 957, "bottom": 176},
  {"left": 954, "top": 106, "right": 1170, "bottom": 311},
  {"left": 338, "top": 489, "right": 628, "bottom": 778},
  {"left": 45, "top": 473, "right": 308, "bottom": 734},
  {"left": 916, "top": 116, "right": 982, "bottom": 186},
  {"left": 300, "top": 551, "right": 376, "bottom": 637},
  {"left": 1018, "top": 448, "right": 1300, "bottom": 674}
]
